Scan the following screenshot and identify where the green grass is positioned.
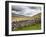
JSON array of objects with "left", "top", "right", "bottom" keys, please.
[
  {"left": 15, "top": 23, "right": 41, "bottom": 31},
  {"left": 12, "top": 13, "right": 41, "bottom": 31}
]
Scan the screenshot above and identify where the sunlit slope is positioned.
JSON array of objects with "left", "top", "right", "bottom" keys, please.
[
  {"left": 12, "top": 13, "right": 41, "bottom": 21},
  {"left": 12, "top": 16, "right": 32, "bottom": 21}
]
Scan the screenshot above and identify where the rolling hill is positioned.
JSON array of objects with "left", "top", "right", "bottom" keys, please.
[
  {"left": 12, "top": 13, "right": 41, "bottom": 22},
  {"left": 12, "top": 13, "right": 41, "bottom": 31}
]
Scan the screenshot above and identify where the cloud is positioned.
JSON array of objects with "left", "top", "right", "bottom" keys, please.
[{"left": 12, "top": 5, "right": 41, "bottom": 16}]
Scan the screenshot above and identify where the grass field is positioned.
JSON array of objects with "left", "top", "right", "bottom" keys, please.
[
  {"left": 15, "top": 23, "right": 41, "bottom": 31},
  {"left": 12, "top": 13, "right": 41, "bottom": 31}
]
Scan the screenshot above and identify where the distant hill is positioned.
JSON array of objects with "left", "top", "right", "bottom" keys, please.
[
  {"left": 12, "top": 13, "right": 41, "bottom": 31},
  {"left": 12, "top": 13, "right": 41, "bottom": 21}
]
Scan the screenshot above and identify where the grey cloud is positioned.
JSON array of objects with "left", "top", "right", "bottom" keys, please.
[
  {"left": 28, "top": 6, "right": 41, "bottom": 10},
  {"left": 12, "top": 5, "right": 41, "bottom": 16},
  {"left": 12, "top": 5, "right": 24, "bottom": 11}
]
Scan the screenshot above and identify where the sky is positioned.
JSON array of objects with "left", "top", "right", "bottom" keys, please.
[{"left": 12, "top": 5, "right": 41, "bottom": 17}]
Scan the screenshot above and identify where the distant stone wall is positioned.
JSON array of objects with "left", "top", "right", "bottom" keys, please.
[{"left": 12, "top": 18, "right": 41, "bottom": 31}]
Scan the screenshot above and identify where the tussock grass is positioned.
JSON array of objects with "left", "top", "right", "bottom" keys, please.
[{"left": 15, "top": 23, "right": 41, "bottom": 31}]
